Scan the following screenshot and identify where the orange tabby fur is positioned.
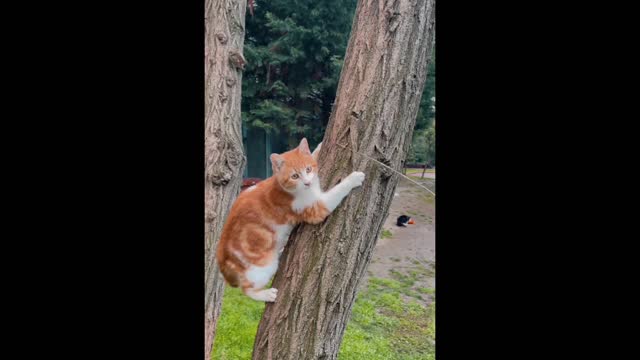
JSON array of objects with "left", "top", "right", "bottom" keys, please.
[{"left": 216, "top": 138, "right": 365, "bottom": 302}]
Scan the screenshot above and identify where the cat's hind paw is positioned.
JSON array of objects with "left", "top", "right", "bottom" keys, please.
[{"left": 261, "top": 288, "right": 278, "bottom": 302}]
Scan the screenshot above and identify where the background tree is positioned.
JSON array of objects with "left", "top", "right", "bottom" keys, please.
[
  {"left": 204, "top": 1, "right": 247, "bottom": 359},
  {"left": 252, "top": 0, "right": 436, "bottom": 358},
  {"left": 241, "top": 0, "right": 358, "bottom": 147},
  {"left": 408, "top": 122, "right": 436, "bottom": 166},
  {"left": 424, "top": 123, "right": 436, "bottom": 166},
  {"left": 415, "top": 55, "right": 436, "bottom": 131},
  {"left": 408, "top": 55, "right": 436, "bottom": 166}
]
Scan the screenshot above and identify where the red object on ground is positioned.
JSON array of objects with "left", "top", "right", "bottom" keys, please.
[
  {"left": 408, "top": 219, "right": 415, "bottom": 224},
  {"left": 241, "top": 177, "right": 263, "bottom": 191}
]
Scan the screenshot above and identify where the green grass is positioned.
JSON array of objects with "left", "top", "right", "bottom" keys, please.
[
  {"left": 340, "top": 270, "right": 435, "bottom": 360},
  {"left": 380, "top": 229, "right": 393, "bottom": 239},
  {"left": 417, "top": 287, "right": 435, "bottom": 295},
  {"left": 212, "top": 267, "right": 436, "bottom": 360},
  {"left": 212, "top": 287, "right": 265, "bottom": 360}
]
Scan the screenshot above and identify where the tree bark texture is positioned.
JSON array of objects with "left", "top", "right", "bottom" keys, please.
[
  {"left": 252, "top": 0, "right": 435, "bottom": 359},
  {"left": 204, "top": 0, "right": 246, "bottom": 359}
]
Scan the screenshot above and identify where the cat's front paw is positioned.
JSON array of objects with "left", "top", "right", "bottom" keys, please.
[{"left": 347, "top": 171, "right": 365, "bottom": 188}]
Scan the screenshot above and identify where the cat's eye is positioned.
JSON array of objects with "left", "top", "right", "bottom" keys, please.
[
  {"left": 291, "top": 174, "right": 299, "bottom": 179},
  {"left": 306, "top": 166, "right": 312, "bottom": 173}
]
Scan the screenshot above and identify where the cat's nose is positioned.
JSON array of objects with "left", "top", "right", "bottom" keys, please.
[{"left": 303, "top": 181, "right": 311, "bottom": 186}]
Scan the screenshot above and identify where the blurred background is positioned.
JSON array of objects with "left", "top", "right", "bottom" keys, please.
[{"left": 240, "top": 0, "right": 435, "bottom": 179}]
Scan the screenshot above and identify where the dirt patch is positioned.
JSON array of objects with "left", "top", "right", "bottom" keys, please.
[
  {"left": 363, "top": 177, "right": 436, "bottom": 306},
  {"left": 406, "top": 172, "right": 436, "bottom": 179}
]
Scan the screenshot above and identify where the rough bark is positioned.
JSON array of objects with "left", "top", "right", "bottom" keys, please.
[
  {"left": 252, "top": 0, "right": 436, "bottom": 359},
  {"left": 204, "top": 0, "right": 246, "bottom": 359}
]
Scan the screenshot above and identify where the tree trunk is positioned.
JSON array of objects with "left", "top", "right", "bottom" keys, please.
[
  {"left": 252, "top": 0, "right": 435, "bottom": 359},
  {"left": 204, "top": 1, "right": 246, "bottom": 359}
]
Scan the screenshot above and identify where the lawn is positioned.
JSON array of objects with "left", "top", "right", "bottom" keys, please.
[
  {"left": 405, "top": 168, "right": 435, "bottom": 175},
  {"left": 212, "top": 267, "right": 435, "bottom": 359},
  {"left": 211, "top": 287, "right": 265, "bottom": 359}
]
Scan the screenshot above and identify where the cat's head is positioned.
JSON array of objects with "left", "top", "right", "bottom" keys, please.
[{"left": 270, "top": 138, "right": 319, "bottom": 192}]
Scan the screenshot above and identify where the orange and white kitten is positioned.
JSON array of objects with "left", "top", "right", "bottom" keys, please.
[{"left": 216, "top": 138, "right": 365, "bottom": 302}]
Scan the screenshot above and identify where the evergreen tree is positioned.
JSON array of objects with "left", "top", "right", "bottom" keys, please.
[
  {"left": 408, "top": 52, "right": 435, "bottom": 165},
  {"left": 415, "top": 52, "right": 436, "bottom": 131},
  {"left": 242, "top": 0, "right": 358, "bottom": 148}
]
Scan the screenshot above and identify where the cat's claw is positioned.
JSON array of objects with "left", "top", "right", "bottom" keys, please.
[{"left": 348, "top": 171, "right": 365, "bottom": 188}]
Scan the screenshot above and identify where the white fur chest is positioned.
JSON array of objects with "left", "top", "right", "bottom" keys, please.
[{"left": 291, "top": 182, "right": 322, "bottom": 213}]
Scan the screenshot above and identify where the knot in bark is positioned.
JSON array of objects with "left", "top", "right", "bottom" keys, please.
[
  {"left": 228, "top": 50, "right": 246, "bottom": 71},
  {"left": 216, "top": 32, "right": 228, "bottom": 44},
  {"left": 205, "top": 208, "right": 217, "bottom": 223}
]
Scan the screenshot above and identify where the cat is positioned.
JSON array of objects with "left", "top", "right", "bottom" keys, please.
[{"left": 216, "top": 138, "right": 365, "bottom": 302}]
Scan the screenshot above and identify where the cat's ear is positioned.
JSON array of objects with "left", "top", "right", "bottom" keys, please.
[
  {"left": 297, "top": 138, "right": 311, "bottom": 156},
  {"left": 270, "top": 153, "right": 284, "bottom": 172},
  {"left": 311, "top": 142, "right": 322, "bottom": 161}
]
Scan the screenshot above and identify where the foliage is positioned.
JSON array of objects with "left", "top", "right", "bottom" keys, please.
[
  {"left": 408, "top": 123, "right": 436, "bottom": 166},
  {"left": 423, "top": 124, "right": 436, "bottom": 165},
  {"left": 415, "top": 55, "right": 436, "bottom": 132},
  {"left": 242, "top": 0, "right": 358, "bottom": 146},
  {"left": 404, "top": 52, "right": 436, "bottom": 165},
  {"left": 243, "top": 1, "right": 435, "bottom": 152}
]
